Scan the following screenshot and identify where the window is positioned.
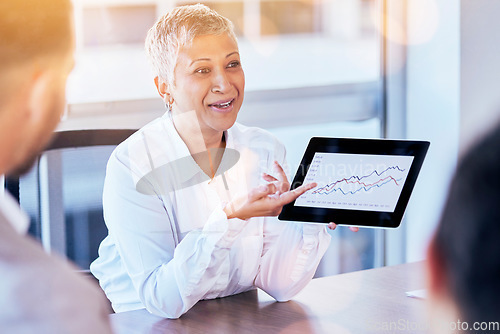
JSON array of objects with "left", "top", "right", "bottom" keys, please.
[{"left": 68, "top": 0, "right": 380, "bottom": 103}]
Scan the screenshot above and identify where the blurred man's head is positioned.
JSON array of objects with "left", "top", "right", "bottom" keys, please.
[
  {"left": 0, "top": 0, "right": 74, "bottom": 176},
  {"left": 427, "top": 125, "right": 500, "bottom": 332}
]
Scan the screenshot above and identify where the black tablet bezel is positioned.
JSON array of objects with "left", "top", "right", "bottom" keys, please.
[{"left": 278, "top": 137, "right": 430, "bottom": 228}]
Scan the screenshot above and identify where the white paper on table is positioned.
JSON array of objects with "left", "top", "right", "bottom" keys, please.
[{"left": 406, "top": 289, "right": 427, "bottom": 299}]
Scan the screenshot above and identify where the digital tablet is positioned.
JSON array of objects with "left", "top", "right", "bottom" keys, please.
[{"left": 278, "top": 137, "right": 429, "bottom": 228}]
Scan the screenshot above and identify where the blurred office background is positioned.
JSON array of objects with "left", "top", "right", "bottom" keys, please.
[{"left": 7, "top": 0, "right": 500, "bottom": 277}]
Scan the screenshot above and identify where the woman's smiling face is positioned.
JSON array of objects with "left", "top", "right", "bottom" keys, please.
[{"left": 168, "top": 33, "right": 245, "bottom": 138}]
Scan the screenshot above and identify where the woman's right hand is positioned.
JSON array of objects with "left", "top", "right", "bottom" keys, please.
[
  {"left": 223, "top": 186, "right": 360, "bottom": 233},
  {"left": 223, "top": 162, "right": 317, "bottom": 221},
  {"left": 223, "top": 182, "right": 316, "bottom": 220}
]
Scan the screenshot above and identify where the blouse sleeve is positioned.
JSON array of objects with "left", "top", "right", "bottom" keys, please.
[
  {"left": 102, "top": 150, "right": 248, "bottom": 319},
  {"left": 253, "top": 138, "right": 331, "bottom": 301},
  {"left": 254, "top": 219, "right": 331, "bottom": 301}
]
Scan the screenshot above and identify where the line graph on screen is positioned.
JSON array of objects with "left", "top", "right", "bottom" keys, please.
[
  {"left": 311, "top": 166, "right": 405, "bottom": 196},
  {"left": 294, "top": 153, "right": 414, "bottom": 212}
]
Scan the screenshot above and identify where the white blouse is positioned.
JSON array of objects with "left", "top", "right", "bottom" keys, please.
[{"left": 90, "top": 113, "right": 331, "bottom": 319}]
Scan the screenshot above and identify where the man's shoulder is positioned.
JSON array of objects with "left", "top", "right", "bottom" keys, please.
[
  {"left": 0, "top": 216, "right": 113, "bottom": 332},
  {"left": 0, "top": 214, "right": 76, "bottom": 275}
]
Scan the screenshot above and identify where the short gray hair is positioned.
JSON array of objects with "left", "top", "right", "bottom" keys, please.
[{"left": 145, "top": 4, "right": 237, "bottom": 85}]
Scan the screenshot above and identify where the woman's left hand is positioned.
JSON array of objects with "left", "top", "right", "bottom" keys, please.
[{"left": 327, "top": 223, "right": 359, "bottom": 232}]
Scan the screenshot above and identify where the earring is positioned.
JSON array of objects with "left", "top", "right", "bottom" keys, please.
[{"left": 165, "top": 96, "right": 174, "bottom": 112}]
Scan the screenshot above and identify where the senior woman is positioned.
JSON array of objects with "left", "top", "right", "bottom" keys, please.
[{"left": 91, "top": 4, "right": 352, "bottom": 319}]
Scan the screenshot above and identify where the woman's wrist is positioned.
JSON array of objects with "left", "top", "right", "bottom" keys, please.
[
  {"left": 223, "top": 202, "right": 253, "bottom": 221},
  {"left": 223, "top": 206, "right": 233, "bottom": 219},
  {"left": 223, "top": 202, "right": 237, "bottom": 219}
]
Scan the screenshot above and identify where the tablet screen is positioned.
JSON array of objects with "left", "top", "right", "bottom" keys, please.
[
  {"left": 278, "top": 137, "right": 429, "bottom": 228},
  {"left": 294, "top": 153, "right": 414, "bottom": 213}
]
